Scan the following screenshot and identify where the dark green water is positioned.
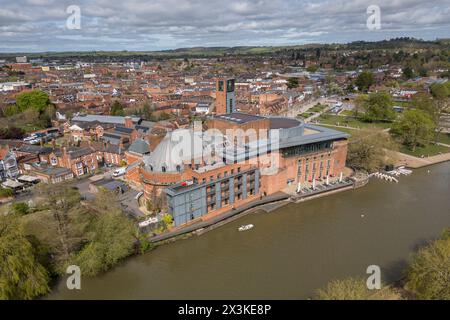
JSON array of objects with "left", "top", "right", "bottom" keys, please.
[{"left": 49, "top": 162, "right": 450, "bottom": 299}]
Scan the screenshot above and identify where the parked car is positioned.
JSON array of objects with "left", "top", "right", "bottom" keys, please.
[{"left": 112, "top": 167, "right": 127, "bottom": 177}]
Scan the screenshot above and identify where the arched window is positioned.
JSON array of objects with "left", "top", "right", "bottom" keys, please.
[
  {"left": 149, "top": 165, "right": 153, "bottom": 171},
  {"left": 176, "top": 165, "right": 181, "bottom": 172},
  {"left": 162, "top": 166, "right": 166, "bottom": 173}
]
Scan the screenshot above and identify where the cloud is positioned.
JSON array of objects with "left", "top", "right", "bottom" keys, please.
[{"left": 0, "top": 0, "right": 449, "bottom": 52}]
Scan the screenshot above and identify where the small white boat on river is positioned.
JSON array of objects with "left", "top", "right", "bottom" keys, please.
[{"left": 238, "top": 224, "right": 254, "bottom": 232}]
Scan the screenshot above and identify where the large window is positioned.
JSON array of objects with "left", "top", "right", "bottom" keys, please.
[
  {"left": 282, "top": 141, "right": 333, "bottom": 158},
  {"left": 227, "top": 79, "right": 235, "bottom": 92}
]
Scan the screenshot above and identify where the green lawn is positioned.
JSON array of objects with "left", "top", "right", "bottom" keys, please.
[
  {"left": 20, "top": 124, "right": 44, "bottom": 133},
  {"left": 436, "top": 132, "right": 450, "bottom": 145},
  {"left": 316, "top": 114, "right": 393, "bottom": 130},
  {"left": 339, "top": 110, "right": 354, "bottom": 116},
  {"left": 399, "top": 144, "right": 450, "bottom": 157},
  {"left": 316, "top": 124, "right": 358, "bottom": 136},
  {"left": 309, "top": 104, "right": 327, "bottom": 113}
]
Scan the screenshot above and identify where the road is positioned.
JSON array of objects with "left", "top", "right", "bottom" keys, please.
[{"left": 282, "top": 97, "right": 329, "bottom": 118}]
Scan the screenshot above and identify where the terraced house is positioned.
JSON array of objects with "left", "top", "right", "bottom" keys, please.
[{"left": 49, "top": 146, "right": 99, "bottom": 177}]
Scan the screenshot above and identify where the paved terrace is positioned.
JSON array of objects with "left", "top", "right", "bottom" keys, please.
[
  {"left": 148, "top": 192, "right": 290, "bottom": 243},
  {"left": 148, "top": 177, "right": 357, "bottom": 243},
  {"left": 394, "top": 151, "right": 450, "bottom": 169}
]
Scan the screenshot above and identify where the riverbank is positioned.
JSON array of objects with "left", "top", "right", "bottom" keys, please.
[
  {"left": 394, "top": 151, "right": 450, "bottom": 168},
  {"left": 150, "top": 176, "right": 364, "bottom": 244},
  {"left": 47, "top": 161, "right": 450, "bottom": 299}
]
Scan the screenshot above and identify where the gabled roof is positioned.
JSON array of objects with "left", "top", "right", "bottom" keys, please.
[
  {"left": 66, "top": 147, "right": 95, "bottom": 159},
  {"left": 128, "top": 139, "right": 150, "bottom": 155},
  {"left": 72, "top": 114, "right": 140, "bottom": 125},
  {"left": 114, "top": 126, "right": 134, "bottom": 135},
  {"left": 18, "top": 144, "right": 53, "bottom": 155}
]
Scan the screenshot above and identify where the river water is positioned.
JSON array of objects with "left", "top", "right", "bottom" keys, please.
[{"left": 49, "top": 162, "right": 450, "bottom": 299}]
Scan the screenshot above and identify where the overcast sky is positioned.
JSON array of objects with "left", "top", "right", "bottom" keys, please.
[{"left": 0, "top": 0, "right": 449, "bottom": 52}]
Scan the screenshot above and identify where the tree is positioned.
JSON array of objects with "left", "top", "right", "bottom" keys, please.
[
  {"left": 412, "top": 93, "right": 436, "bottom": 118},
  {"left": 2, "top": 104, "right": 20, "bottom": 117},
  {"left": 72, "top": 191, "right": 136, "bottom": 276},
  {"left": 347, "top": 129, "right": 397, "bottom": 172},
  {"left": 25, "top": 184, "right": 90, "bottom": 273},
  {"left": 146, "top": 200, "right": 153, "bottom": 213},
  {"left": 429, "top": 83, "right": 450, "bottom": 141},
  {"left": 355, "top": 71, "right": 374, "bottom": 92},
  {"left": 405, "top": 229, "right": 450, "bottom": 299},
  {"left": 158, "top": 111, "right": 171, "bottom": 120},
  {"left": 0, "top": 215, "right": 50, "bottom": 300},
  {"left": 392, "top": 109, "right": 436, "bottom": 150},
  {"left": 403, "top": 67, "right": 415, "bottom": 79},
  {"left": 306, "top": 65, "right": 318, "bottom": 73},
  {"left": 110, "top": 101, "right": 125, "bottom": 116},
  {"left": 141, "top": 102, "right": 153, "bottom": 120},
  {"left": 287, "top": 77, "right": 299, "bottom": 89},
  {"left": 315, "top": 277, "right": 402, "bottom": 300},
  {"left": 430, "top": 82, "right": 449, "bottom": 100},
  {"left": 359, "top": 92, "right": 395, "bottom": 122},
  {"left": 16, "top": 90, "right": 51, "bottom": 113}
]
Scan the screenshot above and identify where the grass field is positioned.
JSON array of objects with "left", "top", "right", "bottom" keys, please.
[
  {"left": 316, "top": 114, "right": 393, "bottom": 130},
  {"left": 316, "top": 124, "right": 358, "bottom": 136},
  {"left": 338, "top": 110, "right": 354, "bottom": 116},
  {"left": 309, "top": 104, "right": 327, "bottom": 113},
  {"left": 436, "top": 132, "right": 450, "bottom": 145}
]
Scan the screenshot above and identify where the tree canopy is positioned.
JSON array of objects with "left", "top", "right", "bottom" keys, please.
[
  {"left": 315, "top": 277, "right": 402, "bottom": 300},
  {"left": 0, "top": 215, "right": 50, "bottom": 300},
  {"left": 110, "top": 101, "right": 125, "bottom": 116},
  {"left": 355, "top": 71, "right": 374, "bottom": 92},
  {"left": 70, "top": 190, "right": 136, "bottom": 276},
  {"left": 391, "top": 109, "right": 436, "bottom": 150},
  {"left": 287, "top": 77, "right": 299, "bottom": 89},
  {"left": 357, "top": 92, "right": 395, "bottom": 122},
  {"left": 347, "top": 128, "right": 397, "bottom": 172},
  {"left": 405, "top": 229, "right": 450, "bottom": 299},
  {"left": 16, "top": 90, "right": 51, "bottom": 114}
]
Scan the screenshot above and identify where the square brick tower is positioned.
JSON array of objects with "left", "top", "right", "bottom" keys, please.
[{"left": 215, "top": 78, "right": 236, "bottom": 114}]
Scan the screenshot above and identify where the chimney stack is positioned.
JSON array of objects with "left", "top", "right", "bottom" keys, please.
[{"left": 124, "top": 116, "right": 133, "bottom": 128}]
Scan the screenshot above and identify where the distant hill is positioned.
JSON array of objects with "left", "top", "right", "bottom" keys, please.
[{"left": 1, "top": 38, "right": 449, "bottom": 60}]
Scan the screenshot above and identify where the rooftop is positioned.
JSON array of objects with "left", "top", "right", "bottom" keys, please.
[
  {"left": 214, "top": 112, "right": 265, "bottom": 124},
  {"left": 72, "top": 114, "right": 140, "bottom": 125}
]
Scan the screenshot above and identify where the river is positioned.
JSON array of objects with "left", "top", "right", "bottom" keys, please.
[{"left": 49, "top": 162, "right": 450, "bottom": 299}]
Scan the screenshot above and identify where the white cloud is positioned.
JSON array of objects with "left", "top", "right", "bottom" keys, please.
[{"left": 0, "top": 0, "right": 449, "bottom": 52}]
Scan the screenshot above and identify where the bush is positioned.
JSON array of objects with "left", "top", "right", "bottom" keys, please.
[
  {"left": 405, "top": 229, "right": 450, "bottom": 299},
  {"left": 162, "top": 214, "right": 173, "bottom": 230},
  {"left": 315, "top": 277, "right": 402, "bottom": 300},
  {"left": 0, "top": 187, "right": 13, "bottom": 198},
  {"left": 11, "top": 202, "right": 30, "bottom": 215}
]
